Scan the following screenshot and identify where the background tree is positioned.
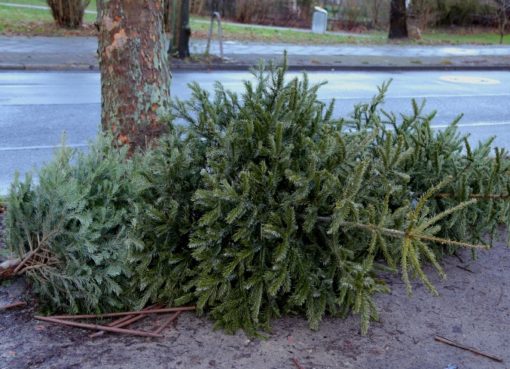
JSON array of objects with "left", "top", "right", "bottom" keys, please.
[
  {"left": 96, "top": 0, "right": 172, "bottom": 149},
  {"left": 47, "top": 0, "right": 90, "bottom": 28},
  {"left": 389, "top": 0, "right": 408, "bottom": 38},
  {"left": 167, "top": 0, "right": 191, "bottom": 58},
  {"left": 493, "top": 0, "right": 510, "bottom": 43}
]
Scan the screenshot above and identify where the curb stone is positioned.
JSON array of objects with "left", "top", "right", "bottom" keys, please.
[{"left": 2, "top": 62, "right": 510, "bottom": 72}]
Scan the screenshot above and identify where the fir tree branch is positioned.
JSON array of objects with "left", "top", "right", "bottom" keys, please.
[{"left": 317, "top": 217, "right": 488, "bottom": 249}]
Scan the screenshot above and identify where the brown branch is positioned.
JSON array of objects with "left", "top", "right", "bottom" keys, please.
[
  {"left": 291, "top": 357, "right": 306, "bottom": 369},
  {"left": 49, "top": 306, "right": 196, "bottom": 320},
  {"left": 0, "top": 301, "right": 27, "bottom": 311},
  {"left": 89, "top": 303, "right": 163, "bottom": 338},
  {"left": 13, "top": 246, "right": 42, "bottom": 274},
  {"left": 153, "top": 311, "right": 181, "bottom": 335},
  {"left": 35, "top": 316, "right": 163, "bottom": 338},
  {"left": 434, "top": 335, "right": 503, "bottom": 363}
]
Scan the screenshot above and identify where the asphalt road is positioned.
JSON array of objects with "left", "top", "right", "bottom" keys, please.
[{"left": 1, "top": 70, "right": 509, "bottom": 194}]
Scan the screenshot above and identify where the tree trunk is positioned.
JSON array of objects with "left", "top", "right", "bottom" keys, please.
[
  {"left": 97, "top": 0, "right": 171, "bottom": 149},
  {"left": 389, "top": 0, "right": 408, "bottom": 39},
  {"left": 170, "top": 0, "right": 191, "bottom": 58},
  {"left": 47, "top": 0, "right": 90, "bottom": 29},
  {"left": 178, "top": 0, "right": 191, "bottom": 58}
]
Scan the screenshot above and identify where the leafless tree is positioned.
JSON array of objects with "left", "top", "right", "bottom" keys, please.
[
  {"left": 493, "top": 0, "right": 510, "bottom": 44},
  {"left": 47, "top": 0, "right": 90, "bottom": 28},
  {"left": 389, "top": 0, "right": 408, "bottom": 38}
]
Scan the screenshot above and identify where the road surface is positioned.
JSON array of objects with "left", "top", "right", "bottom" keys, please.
[{"left": 1, "top": 70, "right": 509, "bottom": 194}]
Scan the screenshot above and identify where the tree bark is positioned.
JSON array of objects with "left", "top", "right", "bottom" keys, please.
[
  {"left": 177, "top": 0, "right": 191, "bottom": 58},
  {"left": 97, "top": 0, "right": 172, "bottom": 149},
  {"left": 389, "top": 0, "right": 408, "bottom": 39},
  {"left": 170, "top": 0, "right": 190, "bottom": 58},
  {"left": 47, "top": 0, "right": 90, "bottom": 29}
]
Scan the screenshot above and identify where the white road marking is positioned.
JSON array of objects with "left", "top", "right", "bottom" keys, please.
[
  {"left": 317, "top": 93, "right": 510, "bottom": 101},
  {"left": 439, "top": 75, "right": 501, "bottom": 85},
  {"left": 432, "top": 121, "right": 510, "bottom": 128},
  {"left": 0, "top": 144, "right": 88, "bottom": 152}
]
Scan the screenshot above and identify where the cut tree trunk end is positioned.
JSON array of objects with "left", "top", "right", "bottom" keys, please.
[
  {"left": 97, "top": 0, "right": 172, "bottom": 150},
  {"left": 389, "top": 0, "right": 408, "bottom": 39}
]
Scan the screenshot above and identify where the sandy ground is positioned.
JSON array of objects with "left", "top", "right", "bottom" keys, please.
[{"left": 0, "top": 213, "right": 509, "bottom": 369}]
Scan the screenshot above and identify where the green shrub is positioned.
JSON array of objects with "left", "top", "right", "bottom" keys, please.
[{"left": 6, "top": 136, "right": 136, "bottom": 313}]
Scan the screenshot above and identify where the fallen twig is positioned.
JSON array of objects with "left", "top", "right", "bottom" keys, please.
[
  {"left": 0, "top": 301, "right": 27, "bottom": 311},
  {"left": 35, "top": 316, "right": 163, "bottom": 338},
  {"left": 434, "top": 335, "right": 503, "bottom": 363},
  {"left": 50, "top": 306, "right": 196, "bottom": 320},
  {"left": 456, "top": 265, "right": 474, "bottom": 273},
  {"left": 291, "top": 357, "right": 305, "bottom": 369},
  {"left": 89, "top": 303, "right": 163, "bottom": 338},
  {"left": 153, "top": 311, "right": 181, "bottom": 335},
  {"left": 13, "top": 246, "right": 42, "bottom": 274}
]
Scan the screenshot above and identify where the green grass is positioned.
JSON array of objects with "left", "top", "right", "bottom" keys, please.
[
  {"left": 0, "top": 0, "right": 96, "bottom": 34},
  {"left": 0, "top": 0, "right": 96, "bottom": 10},
  {"left": 419, "top": 30, "right": 510, "bottom": 45},
  {"left": 190, "top": 19, "right": 386, "bottom": 45},
  {"left": 1, "top": 1, "right": 509, "bottom": 45}
]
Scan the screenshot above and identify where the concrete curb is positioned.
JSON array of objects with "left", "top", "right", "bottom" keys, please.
[
  {"left": 2, "top": 62, "right": 510, "bottom": 72},
  {"left": 0, "top": 63, "right": 98, "bottom": 71}
]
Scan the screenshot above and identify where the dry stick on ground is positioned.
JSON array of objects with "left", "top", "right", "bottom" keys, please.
[
  {"left": 291, "top": 357, "right": 306, "bottom": 369},
  {"left": 0, "top": 301, "right": 27, "bottom": 311},
  {"left": 456, "top": 265, "right": 474, "bottom": 273},
  {"left": 89, "top": 303, "right": 163, "bottom": 338},
  {"left": 153, "top": 311, "right": 181, "bottom": 335},
  {"left": 35, "top": 316, "right": 163, "bottom": 338},
  {"left": 49, "top": 306, "right": 196, "bottom": 320},
  {"left": 434, "top": 336, "right": 503, "bottom": 363}
]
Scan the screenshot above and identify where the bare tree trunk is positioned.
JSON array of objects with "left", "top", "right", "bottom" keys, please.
[
  {"left": 389, "top": 0, "right": 408, "bottom": 39},
  {"left": 97, "top": 0, "right": 171, "bottom": 150},
  {"left": 47, "top": 0, "right": 90, "bottom": 28},
  {"left": 171, "top": 0, "right": 191, "bottom": 58},
  {"left": 178, "top": 0, "right": 191, "bottom": 58},
  {"left": 496, "top": 0, "right": 509, "bottom": 44}
]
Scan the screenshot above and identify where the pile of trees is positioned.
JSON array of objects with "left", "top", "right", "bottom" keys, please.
[
  {"left": 5, "top": 59, "right": 510, "bottom": 334},
  {"left": 3, "top": 0, "right": 508, "bottom": 337}
]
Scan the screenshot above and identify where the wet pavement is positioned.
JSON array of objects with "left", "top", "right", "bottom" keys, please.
[
  {"left": 1, "top": 69, "right": 510, "bottom": 194},
  {"left": 2, "top": 36, "right": 510, "bottom": 58},
  {"left": 1, "top": 36, "right": 510, "bottom": 70}
]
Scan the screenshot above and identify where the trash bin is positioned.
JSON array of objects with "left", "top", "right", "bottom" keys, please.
[{"left": 312, "top": 6, "right": 328, "bottom": 34}]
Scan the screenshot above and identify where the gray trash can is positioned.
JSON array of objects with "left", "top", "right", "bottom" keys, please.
[{"left": 311, "top": 6, "right": 328, "bottom": 34}]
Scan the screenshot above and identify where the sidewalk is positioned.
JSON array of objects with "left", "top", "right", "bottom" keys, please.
[{"left": 1, "top": 36, "right": 510, "bottom": 71}]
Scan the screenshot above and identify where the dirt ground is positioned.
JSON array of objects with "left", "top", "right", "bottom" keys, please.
[{"left": 1, "top": 213, "right": 509, "bottom": 369}]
